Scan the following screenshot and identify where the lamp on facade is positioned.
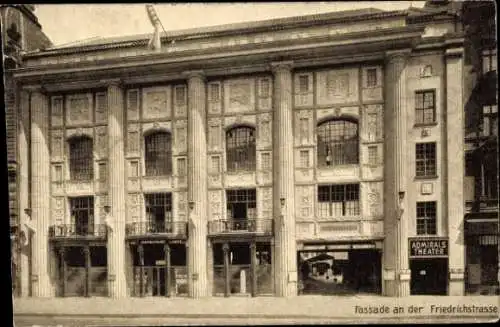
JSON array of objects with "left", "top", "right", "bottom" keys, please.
[
  {"left": 398, "top": 191, "right": 405, "bottom": 201},
  {"left": 280, "top": 197, "right": 286, "bottom": 209},
  {"left": 24, "top": 208, "right": 31, "bottom": 217},
  {"left": 188, "top": 201, "right": 195, "bottom": 211},
  {"left": 104, "top": 205, "right": 111, "bottom": 214}
]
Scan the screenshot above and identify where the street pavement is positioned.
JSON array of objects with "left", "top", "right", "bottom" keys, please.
[{"left": 13, "top": 295, "right": 500, "bottom": 326}]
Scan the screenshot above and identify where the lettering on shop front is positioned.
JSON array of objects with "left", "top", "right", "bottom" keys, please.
[{"left": 409, "top": 238, "right": 448, "bottom": 258}]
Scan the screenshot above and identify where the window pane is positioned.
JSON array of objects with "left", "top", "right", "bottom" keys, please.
[
  {"left": 145, "top": 132, "right": 172, "bottom": 176},
  {"left": 145, "top": 193, "right": 173, "bottom": 225},
  {"left": 367, "top": 68, "right": 377, "bottom": 87},
  {"left": 226, "top": 127, "right": 256, "bottom": 171},
  {"left": 317, "top": 120, "right": 359, "bottom": 166},
  {"left": 298, "top": 75, "right": 309, "bottom": 93},
  {"left": 69, "top": 137, "right": 94, "bottom": 181},
  {"left": 416, "top": 143, "right": 436, "bottom": 177}
]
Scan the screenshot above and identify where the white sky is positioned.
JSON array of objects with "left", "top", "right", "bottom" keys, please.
[{"left": 34, "top": 2, "right": 426, "bottom": 46}]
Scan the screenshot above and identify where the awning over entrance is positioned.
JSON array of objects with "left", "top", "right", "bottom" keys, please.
[{"left": 465, "top": 218, "right": 498, "bottom": 236}]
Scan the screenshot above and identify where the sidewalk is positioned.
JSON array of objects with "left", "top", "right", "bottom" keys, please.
[{"left": 13, "top": 295, "right": 499, "bottom": 321}]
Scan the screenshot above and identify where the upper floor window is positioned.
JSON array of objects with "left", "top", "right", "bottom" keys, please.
[
  {"left": 317, "top": 184, "right": 359, "bottom": 217},
  {"left": 226, "top": 126, "right": 256, "bottom": 172},
  {"left": 69, "top": 136, "right": 93, "bottom": 181},
  {"left": 481, "top": 105, "right": 498, "bottom": 137},
  {"left": 298, "top": 75, "right": 310, "bottom": 93},
  {"left": 416, "top": 142, "right": 436, "bottom": 178},
  {"left": 415, "top": 90, "right": 436, "bottom": 125},
  {"left": 416, "top": 201, "right": 437, "bottom": 235},
  {"left": 366, "top": 68, "right": 377, "bottom": 87},
  {"left": 145, "top": 131, "right": 172, "bottom": 176},
  {"left": 317, "top": 119, "right": 359, "bottom": 167},
  {"left": 227, "top": 189, "right": 256, "bottom": 221},
  {"left": 145, "top": 193, "right": 172, "bottom": 226},
  {"left": 70, "top": 196, "right": 94, "bottom": 235},
  {"left": 482, "top": 49, "right": 497, "bottom": 74}
]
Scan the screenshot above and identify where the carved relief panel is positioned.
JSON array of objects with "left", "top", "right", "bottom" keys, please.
[
  {"left": 127, "top": 124, "right": 141, "bottom": 156},
  {"left": 51, "top": 129, "right": 64, "bottom": 160},
  {"left": 257, "top": 77, "right": 272, "bottom": 111},
  {"left": 361, "top": 66, "right": 383, "bottom": 102},
  {"left": 224, "top": 78, "right": 255, "bottom": 113},
  {"left": 295, "top": 110, "right": 313, "bottom": 146},
  {"left": 361, "top": 182, "right": 384, "bottom": 218},
  {"left": 95, "top": 92, "right": 108, "bottom": 124},
  {"left": 294, "top": 72, "right": 314, "bottom": 107},
  {"left": 50, "top": 96, "right": 64, "bottom": 127},
  {"left": 142, "top": 86, "right": 171, "bottom": 120},
  {"left": 96, "top": 161, "right": 108, "bottom": 192},
  {"left": 294, "top": 148, "right": 314, "bottom": 182},
  {"left": 174, "top": 120, "right": 187, "bottom": 155},
  {"left": 66, "top": 93, "right": 93, "bottom": 125},
  {"left": 257, "top": 113, "right": 272, "bottom": 149},
  {"left": 259, "top": 187, "right": 273, "bottom": 219},
  {"left": 257, "top": 151, "right": 272, "bottom": 185},
  {"left": 295, "top": 185, "right": 314, "bottom": 220},
  {"left": 175, "top": 157, "right": 187, "bottom": 188},
  {"left": 127, "top": 89, "right": 140, "bottom": 121},
  {"left": 360, "top": 144, "right": 383, "bottom": 180},
  {"left": 208, "top": 190, "right": 223, "bottom": 221},
  {"left": 362, "top": 104, "right": 384, "bottom": 142},
  {"left": 316, "top": 69, "right": 358, "bottom": 105},
  {"left": 97, "top": 194, "right": 109, "bottom": 225},
  {"left": 127, "top": 193, "right": 141, "bottom": 223},
  {"left": 52, "top": 196, "right": 65, "bottom": 225},
  {"left": 208, "top": 81, "right": 222, "bottom": 115},
  {"left": 223, "top": 115, "right": 256, "bottom": 129},
  {"left": 208, "top": 118, "right": 222, "bottom": 152},
  {"left": 127, "top": 159, "right": 141, "bottom": 191},
  {"left": 94, "top": 126, "right": 107, "bottom": 159},
  {"left": 176, "top": 191, "right": 188, "bottom": 222},
  {"left": 208, "top": 155, "right": 222, "bottom": 188}
]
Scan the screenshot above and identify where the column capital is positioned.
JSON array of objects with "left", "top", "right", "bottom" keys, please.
[
  {"left": 385, "top": 49, "right": 411, "bottom": 63},
  {"left": 103, "top": 78, "right": 124, "bottom": 88},
  {"left": 183, "top": 70, "right": 205, "bottom": 81},
  {"left": 445, "top": 47, "right": 464, "bottom": 59},
  {"left": 270, "top": 61, "right": 294, "bottom": 74},
  {"left": 22, "top": 84, "right": 47, "bottom": 94}
]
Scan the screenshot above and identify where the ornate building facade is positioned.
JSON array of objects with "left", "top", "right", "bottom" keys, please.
[{"left": 10, "top": 4, "right": 487, "bottom": 298}]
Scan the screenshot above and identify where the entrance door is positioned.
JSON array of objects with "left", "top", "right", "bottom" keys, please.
[
  {"left": 410, "top": 259, "right": 448, "bottom": 295},
  {"left": 151, "top": 267, "right": 166, "bottom": 296}
]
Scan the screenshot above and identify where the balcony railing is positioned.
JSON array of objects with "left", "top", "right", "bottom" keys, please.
[
  {"left": 208, "top": 219, "right": 274, "bottom": 235},
  {"left": 49, "top": 224, "right": 107, "bottom": 239},
  {"left": 466, "top": 197, "right": 499, "bottom": 213},
  {"left": 125, "top": 221, "right": 187, "bottom": 238}
]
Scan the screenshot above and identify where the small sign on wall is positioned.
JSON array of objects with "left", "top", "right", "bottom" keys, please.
[
  {"left": 420, "top": 182, "right": 434, "bottom": 195},
  {"left": 409, "top": 238, "right": 448, "bottom": 258}
]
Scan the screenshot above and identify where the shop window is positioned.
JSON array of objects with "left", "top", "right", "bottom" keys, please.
[
  {"left": 226, "top": 189, "right": 256, "bottom": 221},
  {"left": 317, "top": 184, "right": 359, "bottom": 217},
  {"left": 70, "top": 196, "right": 94, "bottom": 236},
  {"left": 415, "top": 90, "right": 436, "bottom": 125},
  {"left": 416, "top": 201, "right": 437, "bottom": 235},
  {"left": 317, "top": 119, "right": 359, "bottom": 167},
  {"left": 69, "top": 136, "right": 94, "bottom": 181},
  {"left": 226, "top": 126, "right": 256, "bottom": 172},
  {"left": 145, "top": 193, "right": 172, "bottom": 231},
  {"left": 416, "top": 142, "right": 436, "bottom": 178},
  {"left": 145, "top": 131, "right": 172, "bottom": 176}
]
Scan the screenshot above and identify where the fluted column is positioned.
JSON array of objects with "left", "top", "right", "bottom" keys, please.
[
  {"left": 271, "top": 61, "right": 297, "bottom": 297},
  {"left": 30, "top": 87, "right": 53, "bottom": 297},
  {"left": 18, "top": 89, "right": 30, "bottom": 297},
  {"left": 383, "top": 50, "right": 411, "bottom": 297},
  {"left": 186, "top": 70, "right": 208, "bottom": 298},
  {"left": 445, "top": 47, "right": 465, "bottom": 295},
  {"left": 107, "top": 80, "right": 127, "bottom": 298}
]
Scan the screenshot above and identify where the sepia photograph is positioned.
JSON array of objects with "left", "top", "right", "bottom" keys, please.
[{"left": 1, "top": 1, "right": 498, "bottom": 326}]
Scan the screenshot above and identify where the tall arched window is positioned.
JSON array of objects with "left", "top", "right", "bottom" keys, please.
[
  {"left": 145, "top": 131, "right": 172, "bottom": 176},
  {"left": 226, "top": 126, "right": 256, "bottom": 172},
  {"left": 317, "top": 119, "right": 359, "bottom": 166},
  {"left": 69, "top": 136, "right": 94, "bottom": 181}
]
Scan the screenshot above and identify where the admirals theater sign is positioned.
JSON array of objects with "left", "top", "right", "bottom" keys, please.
[{"left": 409, "top": 237, "right": 448, "bottom": 258}]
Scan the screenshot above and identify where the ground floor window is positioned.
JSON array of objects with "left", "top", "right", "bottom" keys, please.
[{"left": 298, "top": 249, "right": 381, "bottom": 295}]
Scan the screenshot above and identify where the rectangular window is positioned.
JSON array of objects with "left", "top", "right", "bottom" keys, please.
[
  {"left": 415, "top": 90, "right": 436, "bottom": 125},
  {"left": 368, "top": 146, "right": 378, "bottom": 165},
  {"left": 174, "top": 85, "right": 186, "bottom": 107},
  {"left": 210, "top": 83, "right": 220, "bottom": 102},
  {"left": 145, "top": 193, "right": 173, "bottom": 232},
  {"left": 366, "top": 68, "right": 377, "bottom": 87},
  {"left": 260, "top": 79, "right": 270, "bottom": 98},
  {"left": 482, "top": 49, "right": 497, "bottom": 74},
  {"left": 298, "top": 75, "right": 309, "bottom": 93},
  {"left": 416, "top": 143, "right": 436, "bottom": 177},
  {"left": 98, "top": 162, "right": 107, "bottom": 181},
  {"left": 226, "top": 189, "right": 257, "bottom": 228},
  {"left": 482, "top": 105, "right": 498, "bottom": 137},
  {"left": 261, "top": 152, "right": 271, "bottom": 170},
  {"left": 416, "top": 201, "right": 437, "bottom": 235},
  {"left": 210, "top": 156, "right": 220, "bottom": 174},
  {"left": 317, "top": 184, "right": 359, "bottom": 217},
  {"left": 299, "top": 150, "right": 309, "bottom": 168},
  {"left": 69, "top": 196, "right": 94, "bottom": 236}
]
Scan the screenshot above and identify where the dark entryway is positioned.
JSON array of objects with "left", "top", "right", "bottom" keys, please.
[{"left": 410, "top": 258, "right": 448, "bottom": 295}]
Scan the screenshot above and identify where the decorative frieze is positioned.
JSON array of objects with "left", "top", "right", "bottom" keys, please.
[
  {"left": 223, "top": 114, "right": 256, "bottom": 128},
  {"left": 225, "top": 172, "right": 256, "bottom": 188},
  {"left": 362, "top": 182, "right": 383, "bottom": 218},
  {"left": 175, "top": 157, "right": 187, "bottom": 187},
  {"left": 66, "top": 93, "right": 93, "bottom": 125},
  {"left": 142, "top": 121, "right": 171, "bottom": 135},
  {"left": 224, "top": 78, "right": 255, "bottom": 113},
  {"left": 363, "top": 104, "right": 384, "bottom": 142},
  {"left": 142, "top": 86, "right": 170, "bottom": 120},
  {"left": 207, "top": 119, "right": 222, "bottom": 151}
]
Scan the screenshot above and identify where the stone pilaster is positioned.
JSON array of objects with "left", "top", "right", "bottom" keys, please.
[
  {"left": 383, "top": 50, "right": 411, "bottom": 297},
  {"left": 18, "top": 89, "right": 30, "bottom": 297},
  {"left": 445, "top": 47, "right": 465, "bottom": 295},
  {"left": 271, "top": 61, "right": 297, "bottom": 297},
  {"left": 30, "top": 87, "right": 53, "bottom": 297},
  {"left": 186, "top": 70, "right": 208, "bottom": 298},
  {"left": 107, "top": 80, "right": 127, "bottom": 298}
]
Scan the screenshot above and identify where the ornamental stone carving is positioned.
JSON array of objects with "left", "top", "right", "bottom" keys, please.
[
  {"left": 52, "top": 197, "right": 65, "bottom": 224},
  {"left": 208, "top": 190, "right": 222, "bottom": 219},
  {"left": 175, "top": 121, "right": 187, "bottom": 154},
  {"left": 258, "top": 113, "right": 272, "bottom": 147},
  {"left": 65, "top": 127, "right": 93, "bottom": 140},
  {"left": 127, "top": 193, "right": 141, "bottom": 222},
  {"left": 225, "top": 78, "right": 255, "bottom": 113},
  {"left": 95, "top": 127, "right": 107, "bottom": 158},
  {"left": 143, "top": 87, "right": 170, "bottom": 119},
  {"left": 66, "top": 93, "right": 93, "bottom": 125},
  {"left": 127, "top": 124, "right": 140, "bottom": 154},
  {"left": 51, "top": 130, "right": 64, "bottom": 159},
  {"left": 317, "top": 69, "right": 358, "bottom": 105}
]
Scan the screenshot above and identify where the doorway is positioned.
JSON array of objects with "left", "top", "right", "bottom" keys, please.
[{"left": 410, "top": 258, "right": 448, "bottom": 295}]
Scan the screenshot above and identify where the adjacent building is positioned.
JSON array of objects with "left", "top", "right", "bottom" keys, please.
[
  {"left": 1, "top": 4, "right": 52, "bottom": 296},
  {"left": 8, "top": 2, "right": 497, "bottom": 298}
]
